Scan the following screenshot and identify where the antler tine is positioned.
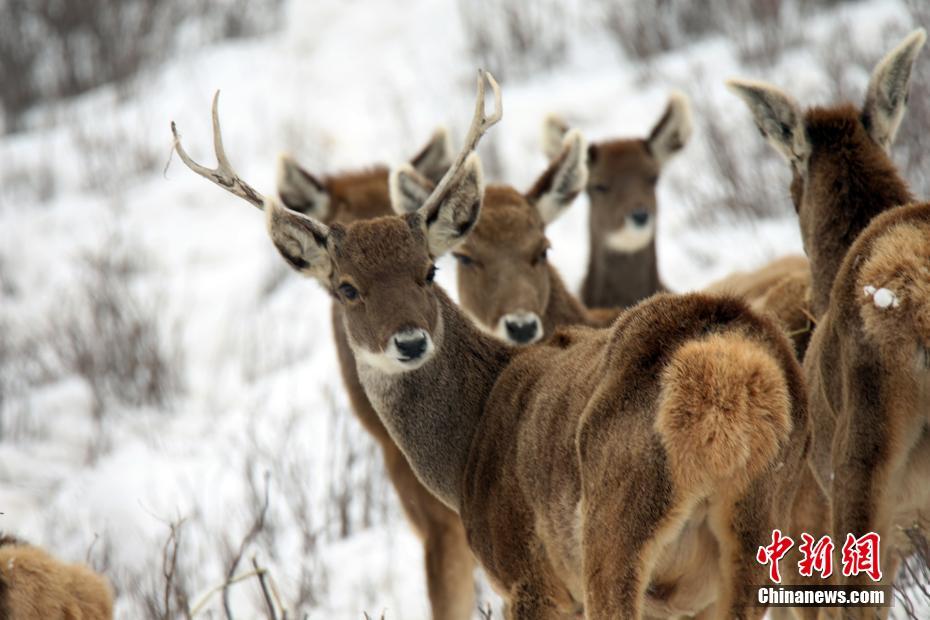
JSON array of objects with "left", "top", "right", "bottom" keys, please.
[
  {"left": 170, "top": 90, "right": 265, "bottom": 210},
  {"left": 418, "top": 69, "right": 502, "bottom": 215}
]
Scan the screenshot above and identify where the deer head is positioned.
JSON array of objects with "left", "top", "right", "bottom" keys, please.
[
  {"left": 728, "top": 29, "right": 925, "bottom": 313},
  {"left": 543, "top": 93, "right": 691, "bottom": 255},
  {"left": 171, "top": 71, "right": 501, "bottom": 372},
  {"left": 391, "top": 129, "right": 587, "bottom": 345}
]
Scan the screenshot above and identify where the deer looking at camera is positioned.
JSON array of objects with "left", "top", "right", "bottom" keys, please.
[
  {"left": 542, "top": 94, "right": 691, "bottom": 310},
  {"left": 0, "top": 534, "right": 113, "bottom": 620},
  {"left": 175, "top": 73, "right": 813, "bottom": 619},
  {"left": 391, "top": 127, "right": 616, "bottom": 345},
  {"left": 730, "top": 29, "right": 930, "bottom": 613},
  {"left": 172, "top": 97, "right": 477, "bottom": 619}
]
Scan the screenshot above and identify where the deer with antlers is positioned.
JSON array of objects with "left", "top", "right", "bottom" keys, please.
[
  {"left": 171, "top": 92, "right": 478, "bottom": 619},
  {"left": 0, "top": 534, "right": 113, "bottom": 619},
  {"left": 173, "top": 72, "right": 813, "bottom": 619},
  {"left": 730, "top": 29, "right": 930, "bottom": 614}
]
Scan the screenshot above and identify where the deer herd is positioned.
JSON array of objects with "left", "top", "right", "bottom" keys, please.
[{"left": 3, "top": 26, "right": 929, "bottom": 620}]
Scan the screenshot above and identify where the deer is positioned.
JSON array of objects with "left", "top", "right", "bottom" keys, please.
[
  {"left": 541, "top": 93, "right": 692, "bottom": 310},
  {"left": 729, "top": 28, "right": 930, "bottom": 616},
  {"left": 173, "top": 72, "right": 814, "bottom": 619},
  {"left": 171, "top": 96, "right": 477, "bottom": 619},
  {"left": 390, "top": 126, "right": 614, "bottom": 345},
  {"left": 0, "top": 534, "right": 113, "bottom": 619}
]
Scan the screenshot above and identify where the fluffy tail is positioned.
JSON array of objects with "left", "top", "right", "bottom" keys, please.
[{"left": 655, "top": 332, "right": 792, "bottom": 492}]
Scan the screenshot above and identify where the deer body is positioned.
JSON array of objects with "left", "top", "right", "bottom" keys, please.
[{"left": 730, "top": 29, "right": 930, "bottom": 612}]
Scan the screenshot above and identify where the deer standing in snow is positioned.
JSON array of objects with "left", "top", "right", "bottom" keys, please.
[
  {"left": 174, "top": 72, "right": 813, "bottom": 619},
  {"left": 730, "top": 29, "right": 930, "bottom": 616},
  {"left": 171, "top": 96, "right": 478, "bottom": 619},
  {"left": 0, "top": 534, "right": 113, "bottom": 619}
]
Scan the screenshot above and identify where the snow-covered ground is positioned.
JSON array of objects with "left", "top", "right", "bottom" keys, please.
[{"left": 0, "top": 0, "right": 926, "bottom": 618}]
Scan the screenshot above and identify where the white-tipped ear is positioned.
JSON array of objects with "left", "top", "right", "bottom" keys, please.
[
  {"left": 390, "top": 163, "right": 435, "bottom": 215},
  {"left": 410, "top": 127, "right": 453, "bottom": 184},
  {"left": 727, "top": 79, "right": 809, "bottom": 163},
  {"left": 527, "top": 129, "right": 588, "bottom": 225},
  {"left": 276, "top": 154, "right": 332, "bottom": 221},
  {"left": 863, "top": 28, "right": 927, "bottom": 152},
  {"left": 542, "top": 114, "right": 571, "bottom": 161},
  {"left": 647, "top": 91, "right": 693, "bottom": 166},
  {"left": 420, "top": 152, "right": 485, "bottom": 257},
  {"left": 265, "top": 196, "right": 332, "bottom": 281}
]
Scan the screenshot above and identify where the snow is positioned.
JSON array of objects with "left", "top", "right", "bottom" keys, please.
[{"left": 0, "top": 0, "right": 926, "bottom": 618}]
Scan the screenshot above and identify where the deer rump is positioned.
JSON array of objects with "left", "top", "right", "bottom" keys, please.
[{"left": 459, "top": 292, "right": 804, "bottom": 617}]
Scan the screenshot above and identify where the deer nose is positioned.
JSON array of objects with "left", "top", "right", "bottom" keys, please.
[
  {"left": 503, "top": 313, "right": 541, "bottom": 345},
  {"left": 630, "top": 211, "right": 651, "bottom": 227},
  {"left": 393, "top": 329, "right": 429, "bottom": 361}
]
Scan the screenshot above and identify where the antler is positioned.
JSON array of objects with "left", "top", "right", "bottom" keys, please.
[
  {"left": 170, "top": 91, "right": 265, "bottom": 210},
  {"left": 417, "top": 69, "right": 502, "bottom": 215}
]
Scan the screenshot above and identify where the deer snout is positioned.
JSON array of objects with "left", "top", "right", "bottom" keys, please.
[
  {"left": 391, "top": 328, "right": 432, "bottom": 363},
  {"left": 499, "top": 312, "right": 542, "bottom": 345}
]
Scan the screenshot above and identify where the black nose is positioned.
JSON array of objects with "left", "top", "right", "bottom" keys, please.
[
  {"left": 631, "top": 211, "right": 650, "bottom": 227},
  {"left": 505, "top": 319, "right": 538, "bottom": 344},
  {"left": 395, "top": 333, "right": 428, "bottom": 360}
]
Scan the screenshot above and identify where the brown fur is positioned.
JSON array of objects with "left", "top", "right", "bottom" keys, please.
[
  {"left": 268, "top": 157, "right": 814, "bottom": 618},
  {"left": 0, "top": 537, "right": 113, "bottom": 620},
  {"left": 276, "top": 136, "right": 477, "bottom": 619},
  {"left": 730, "top": 30, "right": 930, "bottom": 613},
  {"left": 705, "top": 255, "right": 814, "bottom": 358}
]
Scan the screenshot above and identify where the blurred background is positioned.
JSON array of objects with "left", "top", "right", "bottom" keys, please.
[{"left": 0, "top": 0, "right": 928, "bottom": 617}]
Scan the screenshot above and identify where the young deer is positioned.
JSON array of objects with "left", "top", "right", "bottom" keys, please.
[
  {"left": 542, "top": 94, "right": 692, "bottom": 309},
  {"left": 391, "top": 128, "right": 613, "bottom": 345},
  {"left": 0, "top": 535, "right": 113, "bottom": 619},
  {"left": 730, "top": 29, "right": 930, "bottom": 612},
  {"left": 171, "top": 95, "right": 477, "bottom": 619},
  {"left": 175, "top": 75, "right": 812, "bottom": 619}
]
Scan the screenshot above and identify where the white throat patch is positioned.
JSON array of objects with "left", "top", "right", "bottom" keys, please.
[{"left": 604, "top": 218, "right": 655, "bottom": 254}]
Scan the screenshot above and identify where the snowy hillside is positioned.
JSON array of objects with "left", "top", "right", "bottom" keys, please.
[{"left": 0, "top": 0, "right": 927, "bottom": 618}]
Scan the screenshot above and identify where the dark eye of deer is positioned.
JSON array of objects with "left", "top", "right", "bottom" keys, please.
[
  {"left": 534, "top": 247, "right": 549, "bottom": 265},
  {"left": 426, "top": 264, "right": 437, "bottom": 284},
  {"left": 647, "top": 175, "right": 659, "bottom": 185},
  {"left": 453, "top": 253, "right": 475, "bottom": 267},
  {"left": 593, "top": 184, "right": 609, "bottom": 193},
  {"left": 338, "top": 282, "right": 359, "bottom": 301}
]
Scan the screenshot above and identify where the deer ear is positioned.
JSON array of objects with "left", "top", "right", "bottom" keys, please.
[
  {"left": 409, "top": 127, "right": 453, "bottom": 184},
  {"left": 727, "top": 79, "right": 809, "bottom": 164},
  {"left": 419, "top": 153, "right": 484, "bottom": 257},
  {"left": 542, "top": 114, "right": 571, "bottom": 161},
  {"left": 863, "top": 29, "right": 926, "bottom": 153},
  {"left": 527, "top": 129, "right": 588, "bottom": 224},
  {"left": 265, "top": 196, "right": 333, "bottom": 282},
  {"left": 276, "top": 155, "right": 332, "bottom": 221},
  {"left": 647, "top": 92, "right": 693, "bottom": 166},
  {"left": 390, "top": 163, "right": 435, "bottom": 214}
]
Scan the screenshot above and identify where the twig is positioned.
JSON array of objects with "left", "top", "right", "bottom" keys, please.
[
  {"left": 190, "top": 569, "right": 265, "bottom": 617},
  {"left": 222, "top": 470, "right": 272, "bottom": 620},
  {"left": 162, "top": 518, "right": 187, "bottom": 620},
  {"left": 251, "top": 555, "right": 279, "bottom": 620}
]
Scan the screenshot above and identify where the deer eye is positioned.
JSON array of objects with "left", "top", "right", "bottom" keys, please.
[
  {"left": 338, "top": 282, "right": 359, "bottom": 301},
  {"left": 647, "top": 174, "right": 659, "bottom": 185},
  {"left": 592, "top": 183, "right": 609, "bottom": 193},
  {"left": 533, "top": 247, "right": 549, "bottom": 265},
  {"left": 453, "top": 252, "right": 475, "bottom": 267},
  {"left": 425, "top": 264, "right": 437, "bottom": 284}
]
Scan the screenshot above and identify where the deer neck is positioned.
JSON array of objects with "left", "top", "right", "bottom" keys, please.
[
  {"left": 582, "top": 236, "right": 662, "bottom": 309},
  {"left": 543, "top": 264, "right": 598, "bottom": 333},
  {"left": 353, "top": 287, "right": 513, "bottom": 513}
]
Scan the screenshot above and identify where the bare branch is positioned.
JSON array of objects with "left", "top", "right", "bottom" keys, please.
[
  {"left": 250, "top": 555, "right": 279, "bottom": 620},
  {"left": 417, "top": 69, "right": 502, "bottom": 216},
  {"left": 222, "top": 470, "right": 271, "bottom": 620},
  {"left": 170, "top": 90, "right": 265, "bottom": 210}
]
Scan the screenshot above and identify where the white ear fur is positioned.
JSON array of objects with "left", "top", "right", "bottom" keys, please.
[
  {"left": 265, "top": 195, "right": 332, "bottom": 281},
  {"left": 542, "top": 114, "right": 571, "bottom": 161},
  {"left": 647, "top": 91, "right": 693, "bottom": 166},
  {"left": 727, "top": 79, "right": 809, "bottom": 164},
  {"left": 420, "top": 153, "right": 485, "bottom": 257},
  {"left": 390, "top": 163, "right": 435, "bottom": 215},
  {"left": 410, "top": 127, "right": 454, "bottom": 184},
  {"left": 275, "top": 154, "right": 331, "bottom": 221},
  {"left": 863, "top": 28, "right": 927, "bottom": 152},
  {"left": 531, "top": 129, "right": 588, "bottom": 225}
]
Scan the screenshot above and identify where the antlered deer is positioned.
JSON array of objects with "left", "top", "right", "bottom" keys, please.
[
  {"left": 174, "top": 72, "right": 813, "bottom": 619},
  {"left": 171, "top": 95, "right": 477, "bottom": 619},
  {"left": 542, "top": 94, "right": 691, "bottom": 309},
  {"left": 730, "top": 29, "right": 930, "bottom": 614},
  {"left": 0, "top": 535, "right": 113, "bottom": 620}
]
